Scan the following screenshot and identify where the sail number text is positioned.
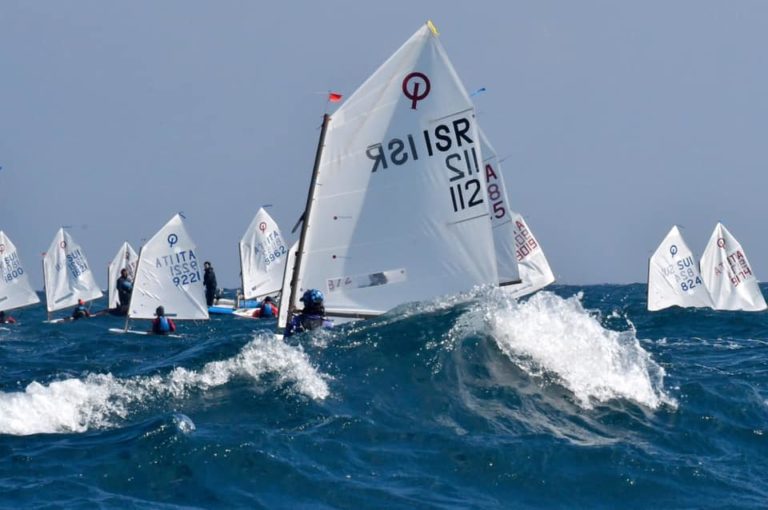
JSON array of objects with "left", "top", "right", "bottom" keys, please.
[
  {"left": 1, "top": 251, "right": 25, "bottom": 283},
  {"left": 661, "top": 256, "right": 703, "bottom": 292},
  {"left": 155, "top": 250, "right": 201, "bottom": 287},
  {"left": 366, "top": 116, "right": 485, "bottom": 214}
]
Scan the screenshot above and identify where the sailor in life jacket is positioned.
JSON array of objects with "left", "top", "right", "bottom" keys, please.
[
  {"left": 251, "top": 296, "right": 278, "bottom": 318},
  {"left": 151, "top": 306, "right": 176, "bottom": 335},
  {"left": 0, "top": 311, "right": 16, "bottom": 324},
  {"left": 285, "top": 289, "right": 333, "bottom": 337},
  {"left": 71, "top": 299, "right": 91, "bottom": 320}
]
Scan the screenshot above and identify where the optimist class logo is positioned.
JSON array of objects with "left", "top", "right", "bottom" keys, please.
[
  {"left": 167, "top": 234, "right": 178, "bottom": 248},
  {"left": 717, "top": 238, "right": 726, "bottom": 248},
  {"left": 402, "top": 72, "right": 431, "bottom": 110}
]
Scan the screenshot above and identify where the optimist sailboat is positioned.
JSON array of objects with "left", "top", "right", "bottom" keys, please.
[
  {"left": 700, "top": 222, "right": 766, "bottom": 311},
  {"left": 239, "top": 207, "right": 288, "bottom": 301},
  {"left": 0, "top": 231, "right": 40, "bottom": 316},
  {"left": 226, "top": 208, "right": 289, "bottom": 319},
  {"left": 42, "top": 228, "right": 103, "bottom": 322},
  {"left": 107, "top": 241, "right": 138, "bottom": 312},
  {"left": 480, "top": 131, "right": 555, "bottom": 298},
  {"left": 647, "top": 226, "right": 713, "bottom": 311},
  {"left": 110, "top": 214, "right": 208, "bottom": 336},
  {"left": 277, "top": 21, "right": 498, "bottom": 336}
]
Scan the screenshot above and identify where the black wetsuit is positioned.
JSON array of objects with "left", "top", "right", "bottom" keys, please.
[{"left": 204, "top": 266, "right": 217, "bottom": 307}]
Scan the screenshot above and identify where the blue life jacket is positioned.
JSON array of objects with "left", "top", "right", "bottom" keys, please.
[
  {"left": 157, "top": 316, "right": 171, "bottom": 333},
  {"left": 260, "top": 302, "right": 275, "bottom": 318}
]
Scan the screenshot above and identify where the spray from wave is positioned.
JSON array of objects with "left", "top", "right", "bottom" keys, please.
[
  {"left": 0, "top": 334, "right": 329, "bottom": 436},
  {"left": 460, "top": 290, "right": 676, "bottom": 410}
]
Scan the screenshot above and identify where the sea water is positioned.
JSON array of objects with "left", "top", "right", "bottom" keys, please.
[{"left": 0, "top": 285, "right": 766, "bottom": 508}]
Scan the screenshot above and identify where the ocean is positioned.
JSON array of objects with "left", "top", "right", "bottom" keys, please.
[{"left": 1, "top": 284, "right": 766, "bottom": 509}]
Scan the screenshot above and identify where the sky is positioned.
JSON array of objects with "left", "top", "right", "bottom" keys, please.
[{"left": 2, "top": 1, "right": 768, "bottom": 288}]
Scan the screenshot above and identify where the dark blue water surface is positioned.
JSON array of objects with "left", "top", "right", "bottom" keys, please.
[{"left": 1, "top": 285, "right": 767, "bottom": 509}]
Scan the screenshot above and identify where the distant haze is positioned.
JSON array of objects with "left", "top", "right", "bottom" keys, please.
[{"left": 2, "top": 1, "right": 767, "bottom": 288}]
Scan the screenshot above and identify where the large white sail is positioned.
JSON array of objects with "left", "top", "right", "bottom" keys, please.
[
  {"left": 239, "top": 208, "right": 288, "bottom": 300},
  {"left": 43, "top": 229, "right": 103, "bottom": 312},
  {"left": 504, "top": 213, "right": 556, "bottom": 299},
  {"left": 128, "top": 214, "right": 208, "bottom": 320},
  {"left": 700, "top": 222, "right": 766, "bottom": 311},
  {"left": 647, "top": 226, "right": 713, "bottom": 311},
  {"left": 0, "top": 231, "right": 40, "bottom": 312},
  {"left": 479, "top": 131, "right": 520, "bottom": 285},
  {"left": 289, "top": 22, "right": 498, "bottom": 318},
  {"left": 107, "top": 242, "right": 138, "bottom": 309}
]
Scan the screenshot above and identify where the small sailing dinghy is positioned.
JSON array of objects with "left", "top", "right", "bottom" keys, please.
[
  {"left": 480, "top": 130, "right": 555, "bottom": 298},
  {"left": 0, "top": 230, "right": 40, "bottom": 318},
  {"left": 647, "top": 226, "right": 713, "bottom": 311},
  {"left": 700, "top": 222, "right": 766, "bottom": 311},
  {"left": 109, "top": 214, "right": 208, "bottom": 337},
  {"left": 277, "top": 21, "right": 499, "bottom": 336},
  {"left": 214, "top": 208, "right": 289, "bottom": 317},
  {"left": 107, "top": 241, "right": 138, "bottom": 313},
  {"left": 240, "top": 207, "right": 288, "bottom": 301},
  {"left": 42, "top": 228, "right": 103, "bottom": 323}
]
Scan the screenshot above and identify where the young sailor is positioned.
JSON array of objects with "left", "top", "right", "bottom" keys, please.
[
  {"left": 0, "top": 311, "right": 16, "bottom": 324},
  {"left": 115, "top": 268, "right": 133, "bottom": 315},
  {"left": 251, "top": 296, "right": 278, "bottom": 318},
  {"left": 71, "top": 299, "right": 91, "bottom": 320},
  {"left": 151, "top": 306, "right": 176, "bottom": 335},
  {"left": 285, "top": 289, "right": 333, "bottom": 337}
]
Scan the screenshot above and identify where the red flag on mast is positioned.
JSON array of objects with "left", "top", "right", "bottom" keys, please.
[{"left": 328, "top": 92, "right": 342, "bottom": 103}]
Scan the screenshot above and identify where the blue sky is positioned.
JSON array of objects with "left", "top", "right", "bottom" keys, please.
[{"left": 2, "top": 1, "right": 767, "bottom": 287}]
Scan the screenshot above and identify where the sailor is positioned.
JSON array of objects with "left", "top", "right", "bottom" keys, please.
[
  {"left": 151, "top": 306, "right": 176, "bottom": 335},
  {"left": 203, "top": 261, "right": 218, "bottom": 307},
  {"left": 71, "top": 299, "right": 90, "bottom": 320},
  {"left": 285, "top": 289, "right": 333, "bottom": 337},
  {"left": 251, "top": 296, "right": 278, "bottom": 318},
  {"left": 116, "top": 268, "right": 133, "bottom": 315},
  {"left": 0, "top": 311, "right": 16, "bottom": 324}
]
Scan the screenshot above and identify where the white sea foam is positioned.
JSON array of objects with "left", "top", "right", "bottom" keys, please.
[
  {"left": 485, "top": 290, "right": 675, "bottom": 410},
  {"left": 0, "top": 335, "right": 329, "bottom": 436}
]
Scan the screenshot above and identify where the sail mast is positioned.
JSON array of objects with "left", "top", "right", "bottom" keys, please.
[{"left": 279, "top": 113, "right": 331, "bottom": 335}]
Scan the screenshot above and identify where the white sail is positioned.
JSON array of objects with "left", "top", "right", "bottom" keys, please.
[
  {"left": 503, "top": 213, "right": 556, "bottom": 298},
  {"left": 478, "top": 131, "right": 520, "bottom": 285},
  {"left": 276, "top": 241, "right": 299, "bottom": 337},
  {"left": 43, "top": 229, "right": 103, "bottom": 312},
  {"left": 290, "top": 22, "right": 498, "bottom": 318},
  {"left": 107, "top": 242, "right": 138, "bottom": 309},
  {"left": 239, "top": 208, "right": 288, "bottom": 300},
  {"left": 128, "top": 214, "right": 209, "bottom": 320},
  {"left": 0, "top": 231, "right": 40, "bottom": 312},
  {"left": 700, "top": 222, "right": 766, "bottom": 311},
  {"left": 647, "top": 226, "right": 713, "bottom": 311}
]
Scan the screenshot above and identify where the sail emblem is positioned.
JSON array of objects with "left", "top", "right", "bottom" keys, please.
[
  {"left": 59, "top": 241, "right": 67, "bottom": 249},
  {"left": 717, "top": 237, "right": 726, "bottom": 248},
  {"left": 167, "top": 233, "right": 178, "bottom": 247},
  {"left": 259, "top": 222, "right": 267, "bottom": 233},
  {"left": 0, "top": 244, "right": 4, "bottom": 254},
  {"left": 669, "top": 245, "right": 678, "bottom": 256},
  {"left": 402, "top": 72, "right": 431, "bottom": 109}
]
